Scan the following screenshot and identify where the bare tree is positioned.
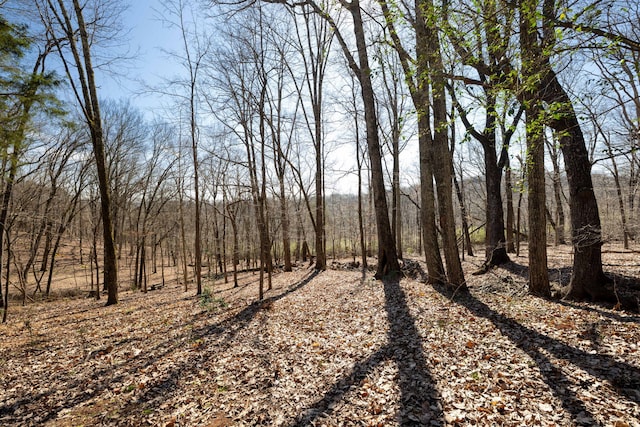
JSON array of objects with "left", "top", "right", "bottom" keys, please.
[
  {"left": 158, "top": 0, "right": 212, "bottom": 295},
  {"left": 132, "top": 124, "right": 177, "bottom": 292},
  {"left": 376, "top": 43, "right": 411, "bottom": 260},
  {"left": 38, "top": 0, "right": 121, "bottom": 305},
  {"left": 592, "top": 31, "right": 640, "bottom": 244},
  {"left": 379, "top": 0, "right": 466, "bottom": 286},
  {"left": 212, "top": 9, "right": 276, "bottom": 298},
  {"left": 286, "top": 3, "right": 334, "bottom": 270},
  {"left": 257, "top": 0, "right": 400, "bottom": 277},
  {"left": 45, "top": 131, "right": 91, "bottom": 297}
]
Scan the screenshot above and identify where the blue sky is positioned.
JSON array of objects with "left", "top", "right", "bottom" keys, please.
[{"left": 98, "top": 0, "right": 183, "bottom": 118}]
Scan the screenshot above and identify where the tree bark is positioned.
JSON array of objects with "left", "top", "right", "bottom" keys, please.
[
  {"left": 378, "top": 0, "right": 445, "bottom": 282},
  {"left": 482, "top": 126, "right": 510, "bottom": 266},
  {"left": 0, "top": 156, "right": 17, "bottom": 318},
  {"left": 540, "top": 70, "right": 609, "bottom": 300},
  {"left": 505, "top": 160, "right": 516, "bottom": 253},
  {"left": 419, "top": 0, "right": 465, "bottom": 288},
  {"left": 47, "top": 0, "right": 119, "bottom": 304},
  {"left": 525, "top": 109, "right": 550, "bottom": 297},
  {"left": 349, "top": 0, "right": 400, "bottom": 278},
  {"left": 520, "top": 0, "right": 550, "bottom": 297}
]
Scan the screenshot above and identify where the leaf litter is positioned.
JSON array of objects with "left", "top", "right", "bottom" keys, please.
[{"left": 0, "top": 248, "right": 639, "bottom": 426}]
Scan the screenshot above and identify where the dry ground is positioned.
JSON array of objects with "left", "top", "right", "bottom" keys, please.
[{"left": 1, "top": 244, "right": 639, "bottom": 426}]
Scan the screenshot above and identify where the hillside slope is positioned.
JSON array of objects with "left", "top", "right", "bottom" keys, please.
[{"left": 1, "top": 261, "right": 639, "bottom": 426}]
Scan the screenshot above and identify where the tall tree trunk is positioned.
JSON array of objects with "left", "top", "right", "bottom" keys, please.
[
  {"left": 554, "top": 118, "right": 608, "bottom": 296},
  {"left": 71, "top": 0, "right": 118, "bottom": 305},
  {"left": 349, "top": 0, "right": 400, "bottom": 277},
  {"left": 537, "top": 67, "right": 609, "bottom": 299},
  {"left": 483, "top": 134, "right": 509, "bottom": 265},
  {"left": 420, "top": 0, "right": 465, "bottom": 288},
  {"left": 410, "top": 0, "right": 447, "bottom": 282},
  {"left": 417, "top": 122, "right": 445, "bottom": 283},
  {"left": 45, "top": 0, "right": 118, "bottom": 303},
  {"left": 520, "top": 0, "right": 550, "bottom": 297},
  {"left": 0, "top": 156, "right": 17, "bottom": 316},
  {"left": 524, "top": 107, "right": 550, "bottom": 297},
  {"left": 505, "top": 160, "right": 516, "bottom": 253},
  {"left": 378, "top": 0, "right": 445, "bottom": 281},
  {"left": 191, "top": 94, "right": 202, "bottom": 297}
]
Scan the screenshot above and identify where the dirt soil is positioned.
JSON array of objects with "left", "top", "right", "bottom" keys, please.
[{"left": 1, "top": 244, "right": 639, "bottom": 426}]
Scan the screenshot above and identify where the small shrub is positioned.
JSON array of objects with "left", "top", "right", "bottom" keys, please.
[{"left": 199, "top": 287, "right": 227, "bottom": 312}]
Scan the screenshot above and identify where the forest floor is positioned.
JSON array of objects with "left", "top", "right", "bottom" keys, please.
[{"left": 1, "top": 245, "right": 639, "bottom": 426}]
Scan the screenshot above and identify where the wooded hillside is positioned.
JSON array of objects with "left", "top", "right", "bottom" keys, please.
[
  {"left": 1, "top": 249, "right": 639, "bottom": 426},
  {"left": 2, "top": 0, "right": 640, "bottom": 424}
]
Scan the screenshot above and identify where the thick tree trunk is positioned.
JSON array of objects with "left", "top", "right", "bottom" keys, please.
[
  {"left": 377, "top": 0, "right": 447, "bottom": 281},
  {"left": 422, "top": 0, "right": 465, "bottom": 288},
  {"left": 417, "top": 123, "right": 445, "bottom": 283},
  {"left": 525, "top": 106, "right": 551, "bottom": 297},
  {"left": 540, "top": 68, "right": 610, "bottom": 301},
  {"left": 484, "top": 141, "right": 509, "bottom": 266},
  {"left": 94, "top": 141, "right": 118, "bottom": 305},
  {"left": 398, "top": 0, "right": 446, "bottom": 284},
  {"left": 520, "top": 0, "right": 550, "bottom": 297},
  {"left": 350, "top": 0, "right": 400, "bottom": 278}
]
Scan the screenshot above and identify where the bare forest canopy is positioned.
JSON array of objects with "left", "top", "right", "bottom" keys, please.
[{"left": 1, "top": 0, "right": 639, "bottom": 307}]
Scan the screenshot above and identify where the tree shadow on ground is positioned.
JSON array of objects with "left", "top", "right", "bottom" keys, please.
[
  {"left": 499, "top": 260, "right": 574, "bottom": 286},
  {"left": 0, "top": 270, "right": 320, "bottom": 424},
  {"left": 114, "top": 269, "right": 322, "bottom": 411},
  {"left": 191, "top": 269, "right": 320, "bottom": 340},
  {"left": 431, "top": 281, "right": 640, "bottom": 426},
  {"left": 118, "top": 271, "right": 442, "bottom": 425},
  {"left": 557, "top": 298, "right": 640, "bottom": 323},
  {"left": 498, "top": 260, "right": 529, "bottom": 280},
  {"left": 289, "top": 276, "right": 443, "bottom": 426},
  {"left": 499, "top": 261, "right": 639, "bottom": 313}
]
